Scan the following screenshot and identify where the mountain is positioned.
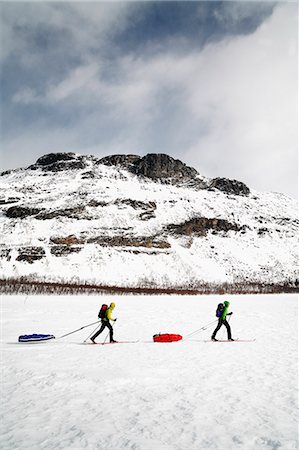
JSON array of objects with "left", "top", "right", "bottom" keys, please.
[{"left": 0, "top": 152, "right": 297, "bottom": 292}]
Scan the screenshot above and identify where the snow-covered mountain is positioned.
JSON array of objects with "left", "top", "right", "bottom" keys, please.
[{"left": 0, "top": 152, "right": 297, "bottom": 290}]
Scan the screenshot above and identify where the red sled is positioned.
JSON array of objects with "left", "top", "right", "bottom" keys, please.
[{"left": 153, "top": 333, "right": 183, "bottom": 343}]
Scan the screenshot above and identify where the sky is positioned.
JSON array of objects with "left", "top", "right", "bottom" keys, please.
[{"left": 0, "top": 1, "right": 298, "bottom": 198}]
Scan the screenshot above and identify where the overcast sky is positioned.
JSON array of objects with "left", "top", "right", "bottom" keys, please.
[{"left": 0, "top": 1, "right": 298, "bottom": 198}]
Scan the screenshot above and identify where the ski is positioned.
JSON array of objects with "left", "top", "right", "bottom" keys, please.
[
  {"left": 85, "top": 340, "right": 140, "bottom": 345},
  {"left": 205, "top": 338, "right": 255, "bottom": 343},
  {"left": 101, "top": 340, "right": 139, "bottom": 345}
]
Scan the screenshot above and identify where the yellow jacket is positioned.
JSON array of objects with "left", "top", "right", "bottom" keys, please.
[{"left": 105, "top": 303, "right": 116, "bottom": 322}]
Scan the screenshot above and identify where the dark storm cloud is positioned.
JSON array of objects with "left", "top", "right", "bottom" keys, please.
[{"left": 112, "top": 1, "right": 276, "bottom": 53}]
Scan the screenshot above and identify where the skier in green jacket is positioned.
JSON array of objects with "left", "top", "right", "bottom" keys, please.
[
  {"left": 91, "top": 302, "right": 117, "bottom": 343},
  {"left": 211, "top": 300, "right": 234, "bottom": 341}
]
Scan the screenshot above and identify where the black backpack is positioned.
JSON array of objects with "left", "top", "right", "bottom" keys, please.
[
  {"left": 98, "top": 304, "right": 108, "bottom": 319},
  {"left": 216, "top": 303, "right": 224, "bottom": 318}
]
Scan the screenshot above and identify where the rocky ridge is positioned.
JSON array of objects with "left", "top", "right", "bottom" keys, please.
[{"left": 19, "top": 151, "right": 250, "bottom": 195}]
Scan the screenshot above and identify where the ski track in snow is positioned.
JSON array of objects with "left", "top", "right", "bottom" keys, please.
[{"left": 1, "top": 294, "right": 298, "bottom": 450}]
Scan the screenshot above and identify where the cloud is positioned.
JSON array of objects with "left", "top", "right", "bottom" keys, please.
[
  {"left": 47, "top": 64, "right": 100, "bottom": 103},
  {"left": 1, "top": 2, "right": 297, "bottom": 198},
  {"left": 184, "top": 3, "right": 297, "bottom": 195}
]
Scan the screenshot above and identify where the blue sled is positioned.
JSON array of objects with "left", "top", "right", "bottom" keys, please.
[{"left": 18, "top": 334, "right": 55, "bottom": 342}]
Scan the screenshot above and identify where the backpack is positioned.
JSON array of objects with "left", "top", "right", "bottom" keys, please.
[
  {"left": 216, "top": 303, "right": 224, "bottom": 318},
  {"left": 98, "top": 304, "right": 108, "bottom": 319}
]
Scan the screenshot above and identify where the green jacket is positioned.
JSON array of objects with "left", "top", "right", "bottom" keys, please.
[{"left": 222, "top": 301, "right": 230, "bottom": 320}]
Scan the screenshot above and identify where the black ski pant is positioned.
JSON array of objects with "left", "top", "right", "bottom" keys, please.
[
  {"left": 212, "top": 318, "right": 232, "bottom": 340},
  {"left": 91, "top": 320, "right": 114, "bottom": 342}
]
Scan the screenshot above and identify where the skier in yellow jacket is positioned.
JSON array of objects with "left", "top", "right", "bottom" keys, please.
[{"left": 91, "top": 302, "right": 117, "bottom": 343}]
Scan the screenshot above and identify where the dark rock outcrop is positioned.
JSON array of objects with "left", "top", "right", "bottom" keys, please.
[
  {"left": 16, "top": 247, "right": 46, "bottom": 263},
  {"left": 167, "top": 217, "right": 244, "bottom": 237},
  {"left": 50, "top": 246, "right": 82, "bottom": 257},
  {"left": 35, "top": 153, "right": 77, "bottom": 166},
  {"left": 6, "top": 205, "right": 89, "bottom": 220},
  {"left": 88, "top": 200, "right": 109, "bottom": 207},
  {"left": 99, "top": 153, "right": 199, "bottom": 183},
  {"left": 6, "top": 206, "right": 42, "bottom": 219},
  {"left": 0, "top": 170, "right": 13, "bottom": 176},
  {"left": 258, "top": 227, "right": 269, "bottom": 236},
  {"left": 49, "top": 234, "right": 170, "bottom": 249},
  {"left": 50, "top": 235, "right": 83, "bottom": 245},
  {"left": 115, "top": 199, "right": 156, "bottom": 211},
  {"left": 37, "top": 207, "right": 87, "bottom": 220},
  {"left": 0, "top": 248, "right": 11, "bottom": 260},
  {"left": 82, "top": 171, "right": 96, "bottom": 179},
  {"left": 210, "top": 178, "right": 250, "bottom": 196},
  {"left": 0, "top": 197, "right": 21, "bottom": 205},
  {"left": 139, "top": 211, "right": 156, "bottom": 221},
  {"left": 87, "top": 236, "right": 170, "bottom": 249},
  {"left": 29, "top": 153, "right": 87, "bottom": 172},
  {"left": 98, "top": 154, "right": 140, "bottom": 169},
  {"left": 135, "top": 154, "right": 198, "bottom": 180}
]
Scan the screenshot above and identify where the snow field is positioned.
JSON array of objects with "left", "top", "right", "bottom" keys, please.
[{"left": 1, "top": 294, "right": 298, "bottom": 450}]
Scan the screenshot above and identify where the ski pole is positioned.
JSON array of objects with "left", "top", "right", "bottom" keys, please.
[
  {"left": 227, "top": 314, "right": 232, "bottom": 335},
  {"left": 184, "top": 319, "right": 218, "bottom": 340},
  {"left": 84, "top": 323, "right": 102, "bottom": 343},
  {"left": 184, "top": 320, "right": 217, "bottom": 339},
  {"left": 57, "top": 320, "right": 101, "bottom": 339}
]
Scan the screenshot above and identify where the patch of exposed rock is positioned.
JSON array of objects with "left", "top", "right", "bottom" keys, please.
[
  {"left": 257, "top": 227, "right": 271, "bottom": 236},
  {"left": 6, "top": 206, "right": 42, "bottom": 219},
  {"left": 16, "top": 247, "right": 46, "bottom": 263},
  {"left": 134, "top": 154, "right": 198, "bottom": 180},
  {"left": 166, "top": 217, "right": 244, "bottom": 237},
  {"left": 98, "top": 154, "right": 140, "bottom": 169},
  {"left": 86, "top": 236, "right": 170, "bottom": 249},
  {"left": 37, "top": 207, "right": 87, "bottom": 220},
  {"left": 99, "top": 153, "right": 204, "bottom": 186},
  {"left": 0, "top": 197, "right": 21, "bottom": 205},
  {"left": 50, "top": 246, "right": 82, "bottom": 257},
  {"left": 29, "top": 153, "right": 88, "bottom": 172},
  {"left": 82, "top": 171, "right": 96, "bottom": 179},
  {"left": 88, "top": 200, "right": 109, "bottom": 207},
  {"left": 139, "top": 210, "right": 156, "bottom": 221},
  {"left": 115, "top": 199, "right": 156, "bottom": 210},
  {"left": 50, "top": 234, "right": 170, "bottom": 249},
  {"left": 6, "top": 205, "right": 90, "bottom": 220},
  {"left": 0, "top": 248, "right": 11, "bottom": 260},
  {"left": 210, "top": 178, "right": 250, "bottom": 196},
  {"left": 50, "top": 235, "right": 84, "bottom": 245},
  {"left": 0, "top": 170, "right": 13, "bottom": 176}
]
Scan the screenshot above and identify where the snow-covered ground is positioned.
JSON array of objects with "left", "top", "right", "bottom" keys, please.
[{"left": 1, "top": 293, "right": 298, "bottom": 450}]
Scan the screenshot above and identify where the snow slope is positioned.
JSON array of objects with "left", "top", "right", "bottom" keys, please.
[
  {"left": 0, "top": 153, "right": 297, "bottom": 288},
  {"left": 1, "top": 293, "right": 298, "bottom": 450}
]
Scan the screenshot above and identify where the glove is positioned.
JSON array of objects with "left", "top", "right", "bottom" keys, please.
[
  {"left": 114, "top": 318, "right": 117, "bottom": 322},
  {"left": 228, "top": 312, "right": 233, "bottom": 315}
]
